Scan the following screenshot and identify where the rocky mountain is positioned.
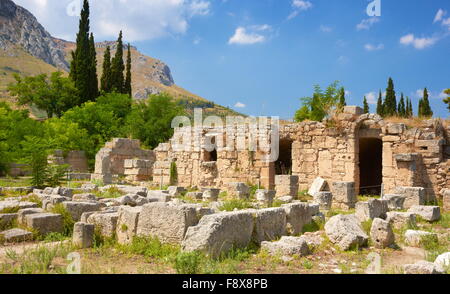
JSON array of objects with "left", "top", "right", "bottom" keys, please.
[
  {"left": 0, "top": 0, "right": 69, "bottom": 71},
  {"left": 0, "top": 0, "right": 241, "bottom": 118}
]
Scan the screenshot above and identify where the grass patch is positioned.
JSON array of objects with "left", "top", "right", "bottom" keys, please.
[
  {"left": 0, "top": 177, "right": 32, "bottom": 187},
  {"left": 437, "top": 213, "right": 449, "bottom": 229},
  {"left": 174, "top": 251, "right": 203, "bottom": 274},
  {"left": 21, "top": 194, "right": 43, "bottom": 208},
  {"left": 0, "top": 206, "right": 20, "bottom": 214},
  {"left": 219, "top": 199, "right": 254, "bottom": 212},
  {"left": 302, "top": 218, "right": 324, "bottom": 233},
  {"left": 117, "top": 236, "right": 180, "bottom": 262},
  {"left": 298, "top": 190, "right": 313, "bottom": 202},
  {"left": 94, "top": 186, "right": 123, "bottom": 199},
  {"left": 50, "top": 204, "right": 74, "bottom": 237},
  {"left": 361, "top": 219, "right": 373, "bottom": 235}
]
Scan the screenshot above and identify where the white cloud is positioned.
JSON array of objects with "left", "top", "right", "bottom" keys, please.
[
  {"left": 364, "top": 43, "right": 384, "bottom": 51},
  {"left": 228, "top": 25, "right": 272, "bottom": 45},
  {"left": 415, "top": 89, "right": 448, "bottom": 99},
  {"left": 287, "top": 0, "right": 312, "bottom": 20},
  {"left": 337, "top": 56, "right": 349, "bottom": 65},
  {"left": 14, "top": 0, "right": 211, "bottom": 42},
  {"left": 234, "top": 102, "right": 246, "bottom": 108},
  {"left": 434, "top": 9, "right": 446, "bottom": 23},
  {"left": 319, "top": 25, "right": 332, "bottom": 33},
  {"left": 365, "top": 92, "right": 378, "bottom": 105},
  {"left": 400, "top": 34, "right": 438, "bottom": 50},
  {"left": 356, "top": 17, "right": 380, "bottom": 30}
]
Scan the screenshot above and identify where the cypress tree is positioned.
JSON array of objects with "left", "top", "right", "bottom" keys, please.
[
  {"left": 70, "top": 0, "right": 97, "bottom": 103},
  {"left": 110, "top": 31, "right": 125, "bottom": 93},
  {"left": 444, "top": 89, "right": 450, "bottom": 111},
  {"left": 88, "top": 33, "right": 99, "bottom": 99},
  {"left": 405, "top": 97, "right": 412, "bottom": 117},
  {"left": 398, "top": 93, "right": 406, "bottom": 117},
  {"left": 384, "top": 77, "right": 397, "bottom": 117},
  {"left": 420, "top": 88, "right": 433, "bottom": 117},
  {"left": 124, "top": 43, "right": 132, "bottom": 97},
  {"left": 100, "top": 46, "right": 112, "bottom": 93},
  {"left": 376, "top": 90, "right": 384, "bottom": 116},
  {"left": 363, "top": 96, "right": 369, "bottom": 114},
  {"left": 338, "top": 87, "right": 346, "bottom": 109}
]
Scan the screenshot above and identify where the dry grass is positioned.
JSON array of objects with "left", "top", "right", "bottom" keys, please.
[{"left": 383, "top": 116, "right": 449, "bottom": 128}]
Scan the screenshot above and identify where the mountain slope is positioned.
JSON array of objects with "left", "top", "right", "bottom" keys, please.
[{"left": 0, "top": 0, "right": 242, "bottom": 118}]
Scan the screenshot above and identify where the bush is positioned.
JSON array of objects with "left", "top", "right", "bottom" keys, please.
[
  {"left": 174, "top": 251, "right": 203, "bottom": 274},
  {"left": 50, "top": 204, "right": 74, "bottom": 237},
  {"left": 119, "top": 236, "right": 180, "bottom": 261},
  {"left": 219, "top": 199, "right": 254, "bottom": 212}
]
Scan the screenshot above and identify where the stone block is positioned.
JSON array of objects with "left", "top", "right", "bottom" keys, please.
[
  {"left": 332, "top": 181, "right": 356, "bottom": 209},
  {"left": 17, "top": 208, "right": 44, "bottom": 225},
  {"left": 87, "top": 212, "right": 119, "bottom": 238},
  {"left": 202, "top": 188, "right": 221, "bottom": 202},
  {"left": 25, "top": 213, "right": 63, "bottom": 235},
  {"left": 72, "top": 222, "right": 94, "bottom": 248},
  {"left": 395, "top": 187, "right": 425, "bottom": 209},
  {"left": 261, "top": 236, "right": 310, "bottom": 257},
  {"left": 63, "top": 201, "right": 101, "bottom": 221},
  {"left": 252, "top": 208, "right": 286, "bottom": 243},
  {"left": 408, "top": 205, "right": 440, "bottom": 222},
  {"left": 405, "top": 230, "right": 438, "bottom": 247},
  {"left": 0, "top": 228, "right": 33, "bottom": 243},
  {"left": 383, "top": 194, "right": 406, "bottom": 210},
  {"left": 370, "top": 218, "right": 395, "bottom": 249},
  {"left": 308, "top": 177, "right": 327, "bottom": 197},
  {"left": 324, "top": 214, "right": 368, "bottom": 251},
  {"left": 355, "top": 199, "right": 388, "bottom": 222},
  {"left": 116, "top": 206, "right": 142, "bottom": 244},
  {"left": 313, "top": 192, "right": 333, "bottom": 210},
  {"left": 386, "top": 211, "right": 416, "bottom": 229},
  {"left": 255, "top": 190, "right": 275, "bottom": 206}
]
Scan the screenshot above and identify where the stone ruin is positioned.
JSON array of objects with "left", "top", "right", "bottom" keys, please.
[{"left": 92, "top": 106, "right": 449, "bottom": 205}]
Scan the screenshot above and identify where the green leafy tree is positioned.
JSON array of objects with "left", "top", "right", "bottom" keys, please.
[
  {"left": 70, "top": 0, "right": 98, "bottom": 103},
  {"left": 100, "top": 46, "right": 112, "bottom": 93},
  {"left": 0, "top": 106, "right": 10, "bottom": 175},
  {"left": 398, "top": 93, "right": 406, "bottom": 117},
  {"left": 8, "top": 72, "right": 79, "bottom": 118},
  {"left": 384, "top": 77, "right": 397, "bottom": 117},
  {"left": 444, "top": 89, "right": 450, "bottom": 111},
  {"left": 376, "top": 91, "right": 384, "bottom": 116},
  {"left": 124, "top": 44, "right": 132, "bottom": 97},
  {"left": 110, "top": 31, "right": 125, "bottom": 93},
  {"left": 363, "top": 96, "right": 369, "bottom": 114},
  {"left": 125, "top": 93, "right": 184, "bottom": 148},
  {"left": 96, "top": 92, "right": 132, "bottom": 120},
  {"left": 294, "top": 81, "right": 342, "bottom": 122},
  {"left": 338, "top": 87, "right": 346, "bottom": 109}
]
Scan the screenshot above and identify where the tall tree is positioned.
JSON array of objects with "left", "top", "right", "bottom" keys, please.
[
  {"left": 398, "top": 93, "right": 406, "bottom": 117},
  {"left": 88, "top": 33, "right": 99, "bottom": 99},
  {"left": 100, "top": 46, "right": 112, "bottom": 93},
  {"left": 376, "top": 90, "right": 384, "bottom": 116},
  {"left": 338, "top": 87, "right": 346, "bottom": 110},
  {"left": 110, "top": 31, "right": 125, "bottom": 93},
  {"left": 363, "top": 96, "right": 369, "bottom": 114},
  {"left": 70, "top": 0, "right": 98, "bottom": 103},
  {"left": 384, "top": 77, "right": 397, "bottom": 117},
  {"left": 124, "top": 43, "right": 132, "bottom": 97},
  {"left": 405, "top": 97, "right": 412, "bottom": 117},
  {"left": 419, "top": 88, "right": 433, "bottom": 117},
  {"left": 443, "top": 89, "right": 450, "bottom": 112}
]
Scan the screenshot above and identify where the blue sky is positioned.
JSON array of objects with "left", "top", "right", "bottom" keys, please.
[{"left": 16, "top": 0, "right": 450, "bottom": 119}]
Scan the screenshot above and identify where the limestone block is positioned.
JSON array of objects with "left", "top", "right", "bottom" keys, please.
[
  {"left": 116, "top": 206, "right": 142, "bottom": 244},
  {"left": 383, "top": 194, "right": 406, "bottom": 210},
  {"left": 443, "top": 189, "right": 450, "bottom": 212},
  {"left": 25, "top": 213, "right": 63, "bottom": 235},
  {"left": 403, "top": 261, "right": 444, "bottom": 274},
  {"left": 255, "top": 190, "right": 275, "bottom": 206},
  {"left": 202, "top": 189, "right": 221, "bottom": 202},
  {"left": 0, "top": 228, "right": 33, "bottom": 243},
  {"left": 252, "top": 208, "right": 286, "bottom": 243},
  {"left": 370, "top": 218, "right": 395, "bottom": 249},
  {"left": 308, "top": 177, "right": 328, "bottom": 197},
  {"left": 324, "top": 214, "right": 368, "bottom": 251},
  {"left": 62, "top": 202, "right": 101, "bottom": 222},
  {"left": 386, "top": 211, "right": 416, "bottom": 229},
  {"left": 408, "top": 206, "right": 440, "bottom": 222},
  {"left": 17, "top": 208, "right": 44, "bottom": 225},
  {"left": 261, "top": 236, "right": 310, "bottom": 257},
  {"left": 72, "top": 222, "right": 94, "bottom": 248},
  {"left": 332, "top": 182, "right": 356, "bottom": 209},
  {"left": 281, "top": 202, "right": 310, "bottom": 236},
  {"left": 87, "top": 212, "right": 119, "bottom": 238},
  {"left": 313, "top": 192, "right": 332, "bottom": 210},
  {"left": 395, "top": 187, "right": 425, "bottom": 209},
  {"left": 137, "top": 203, "right": 199, "bottom": 244},
  {"left": 355, "top": 199, "right": 389, "bottom": 222},
  {"left": 182, "top": 211, "right": 254, "bottom": 258},
  {"left": 405, "top": 230, "right": 438, "bottom": 247}
]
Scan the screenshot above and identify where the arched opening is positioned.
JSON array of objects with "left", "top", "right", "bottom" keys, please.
[
  {"left": 359, "top": 137, "right": 382, "bottom": 195},
  {"left": 275, "top": 139, "right": 293, "bottom": 175}
]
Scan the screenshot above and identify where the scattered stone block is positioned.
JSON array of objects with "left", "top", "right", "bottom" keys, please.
[
  {"left": 408, "top": 205, "right": 440, "bottom": 222},
  {"left": 308, "top": 177, "right": 327, "bottom": 197},
  {"left": 434, "top": 252, "right": 450, "bottom": 271},
  {"left": 386, "top": 212, "right": 416, "bottom": 229},
  {"left": 137, "top": 203, "right": 199, "bottom": 244},
  {"left": 81, "top": 183, "right": 98, "bottom": 192},
  {"left": 202, "top": 188, "right": 221, "bottom": 202},
  {"left": 0, "top": 228, "right": 33, "bottom": 243},
  {"left": 0, "top": 213, "right": 17, "bottom": 229},
  {"left": 313, "top": 192, "right": 333, "bottom": 210},
  {"left": 332, "top": 182, "right": 357, "bottom": 210},
  {"left": 324, "top": 214, "right": 368, "bottom": 251},
  {"left": 395, "top": 187, "right": 425, "bottom": 209},
  {"left": 167, "top": 186, "right": 187, "bottom": 196},
  {"left": 182, "top": 210, "right": 254, "bottom": 258},
  {"left": 72, "top": 194, "right": 97, "bottom": 202},
  {"left": 370, "top": 218, "right": 395, "bottom": 249},
  {"left": 261, "top": 236, "right": 310, "bottom": 257},
  {"left": 17, "top": 208, "right": 44, "bottom": 225},
  {"left": 227, "top": 182, "right": 250, "bottom": 199},
  {"left": 255, "top": 190, "right": 275, "bottom": 206},
  {"left": 116, "top": 206, "right": 142, "bottom": 244},
  {"left": 186, "top": 192, "right": 203, "bottom": 200},
  {"left": 25, "top": 213, "right": 63, "bottom": 235},
  {"left": 252, "top": 208, "right": 286, "bottom": 243},
  {"left": 443, "top": 189, "right": 450, "bottom": 212},
  {"left": 73, "top": 222, "right": 94, "bottom": 248},
  {"left": 405, "top": 230, "right": 438, "bottom": 247},
  {"left": 383, "top": 194, "right": 406, "bottom": 210},
  {"left": 277, "top": 196, "right": 293, "bottom": 204},
  {"left": 275, "top": 175, "right": 299, "bottom": 197},
  {"left": 62, "top": 201, "right": 101, "bottom": 221},
  {"left": 87, "top": 212, "right": 119, "bottom": 238},
  {"left": 355, "top": 199, "right": 388, "bottom": 222},
  {"left": 282, "top": 202, "right": 311, "bottom": 236},
  {"left": 403, "top": 261, "right": 444, "bottom": 274}
]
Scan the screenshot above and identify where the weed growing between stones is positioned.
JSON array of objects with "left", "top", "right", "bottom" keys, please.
[
  {"left": 0, "top": 206, "right": 20, "bottom": 214},
  {"left": 219, "top": 199, "right": 254, "bottom": 212},
  {"left": 50, "top": 203, "right": 74, "bottom": 237}
]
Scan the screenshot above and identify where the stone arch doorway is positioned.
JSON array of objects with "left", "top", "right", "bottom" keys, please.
[
  {"left": 359, "top": 137, "right": 383, "bottom": 195},
  {"left": 275, "top": 139, "right": 293, "bottom": 175}
]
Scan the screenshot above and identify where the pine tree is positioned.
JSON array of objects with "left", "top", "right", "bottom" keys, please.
[
  {"left": 100, "top": 46, "right": 112, "bottom": 93},
  {"left": 338, "top": 87, "right": 346, "bottom": 109},
  {"left": 384, "top": 77, "right": 397, "bottom": 117},
  {"left": 363, "top": 96, "right": 369, "bottom": 114},
  {"left": 419, "top": 88, "right": 433, "bottom": 117},
  {"left": 398, "top": 93, "right": 406, "bottom": 117},
  {"left": 376, "top": 90, "right": 384, "bottom": 116},
  {"left": 88, "top": 33, "right": 99, "bottom": 99},
  {"left": 110, "top": 31, "right": 125, "bottom": 93},
  {"left": 405, "top": 97, "right": 413, "bottom": 117},
  {"left": 124, "top": 43, "right": 132, "bottom": 97},
  {"left": 70, "top": 0, "right": 97, "bottom": 103},
  {"left": 444, "top": 89, "right": 450, "bottom": 111}
]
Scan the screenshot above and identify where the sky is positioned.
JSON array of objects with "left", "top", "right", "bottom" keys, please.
[{"left": 14, "top": 0, "right": 450, "bottom": 119}]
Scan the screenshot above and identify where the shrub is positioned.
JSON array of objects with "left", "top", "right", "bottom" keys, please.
[
  {"left": 50, "top": 204, "right": 74, "bottom": 237},
  {"left": 174, "top": 251, "right": 203, "bottom": 274},
  {"left": 170, "top": 161, "right": 178, "bottom": 186},
  {"left": 119, "top": 236, "right": 180, "bottom": 261},
  {"left": 219, "top": 199, "right": 254, "bottom": 212}
]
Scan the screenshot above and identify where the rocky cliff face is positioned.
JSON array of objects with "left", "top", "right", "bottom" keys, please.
[{"left": 0, "top": 0, "right": 69, "bottom": 71}]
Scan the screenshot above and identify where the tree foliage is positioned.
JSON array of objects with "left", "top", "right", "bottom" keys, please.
[
  {"left": 363, "top": 96, "right": 369, "bottom": 114},
  {"left": 124, "top": 44, "right": 132, "bottom": 97},
  {"left": 444, "top": 89, "right": 450, "bottom": 111},
  {"left": 418, "top": 88, "right": 433, "bottom": 118},
  {"left": 100, "top": 46, "right": 112, "bottom": 93},
  {"left": 110, "top": 31, "right": 125, "bottom": 93},
  {"left": 384, "top": 77, "right": 397, "bottom": 117}
]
